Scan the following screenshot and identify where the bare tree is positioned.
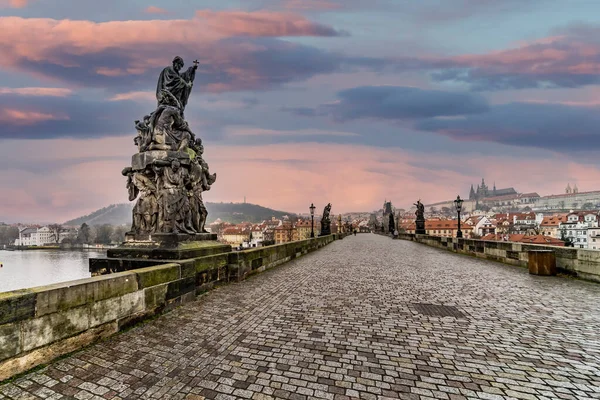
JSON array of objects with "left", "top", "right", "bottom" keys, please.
[{"left": 48, "top": 224, "right": 63, "bottom": 244}]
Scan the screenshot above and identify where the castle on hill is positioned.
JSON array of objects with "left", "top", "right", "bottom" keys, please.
[{"left": 469, "top": 178, "right": 517, "bottom": 201}]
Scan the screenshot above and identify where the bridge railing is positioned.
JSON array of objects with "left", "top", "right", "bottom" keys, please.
[
  {"left": 0, "top": 234, "right": 338, "bottom": 381},
  {"left": 396, "top": 233, "right": 600, "bottom": 283}
]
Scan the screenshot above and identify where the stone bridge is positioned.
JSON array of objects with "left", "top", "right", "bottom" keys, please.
[{"left": 1, "top": 234, "right": 600, "bottom": 399}]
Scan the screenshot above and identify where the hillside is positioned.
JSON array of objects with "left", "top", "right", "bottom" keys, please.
[
  {"left": 64, "top": 202, "right": 295, "bottom": 226},
  {"left": 64, "top": 204, "right": 133, "bottom": 227}
]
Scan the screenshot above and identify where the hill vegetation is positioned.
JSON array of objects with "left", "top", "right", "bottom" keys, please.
[{"left": 64, "top": 202, "right": 295, "bottom": 226}]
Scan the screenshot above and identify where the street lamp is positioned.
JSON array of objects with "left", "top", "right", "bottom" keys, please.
[
  {"left": 310, "top": 203, "right": 316, "bottom": 238},
  {"left": 454, "top": 195, "right": 464, "bottom": 238}
]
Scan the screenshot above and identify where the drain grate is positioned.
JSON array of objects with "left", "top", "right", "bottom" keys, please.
[{"left": 411, "top": 303, "right": 466, "bottom": 319}]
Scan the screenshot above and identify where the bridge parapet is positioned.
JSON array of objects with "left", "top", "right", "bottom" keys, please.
[
  {"left": 397, "top": 233, "right": 600, "bottom": 282},
  {"left": 0, "top": 234, "right": 338, "bottom": 381}
]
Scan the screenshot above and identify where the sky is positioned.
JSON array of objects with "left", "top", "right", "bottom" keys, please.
[{"left": 2, "top": 0, "right": 600, "bottom": 223}]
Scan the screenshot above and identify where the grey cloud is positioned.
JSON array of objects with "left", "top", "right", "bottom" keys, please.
[
  {"left": 0, "top": 93, "right": 139, "bottom": 139},
  {"left": 321, "top": 86, "right": 490, "bottom": 121},
  {"left": 416, "top": 102, "right": 600, "bottom": 152}
]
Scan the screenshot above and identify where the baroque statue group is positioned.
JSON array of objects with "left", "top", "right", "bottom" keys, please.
[{"left": 122, "top": 57, "right": 216, "bottom": 236}]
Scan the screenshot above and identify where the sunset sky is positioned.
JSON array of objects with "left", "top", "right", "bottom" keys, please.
[{"left": 2, "top": 0, "right": 600, "bottom": 223}]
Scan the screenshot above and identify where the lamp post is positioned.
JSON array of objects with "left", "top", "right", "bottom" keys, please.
[
  {"left": 454, "top": 195, "right": 464, "bottom": 238},
  {"left": 310, "top": 203, "right": 315, "bottom": 238}
]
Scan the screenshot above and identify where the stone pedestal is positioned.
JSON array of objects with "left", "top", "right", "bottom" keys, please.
[
  {"left": 528, "top": 250, "right": 557, "bottom": 276},
  {"left": 415, "top": 219, "right": 426, "bottom": 235},
  {"left": 90, "top": 234, "right": 231, "bottom": 276}
]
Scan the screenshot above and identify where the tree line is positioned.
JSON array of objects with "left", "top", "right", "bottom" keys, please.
[
  {"left": 66, "top": 223, "right": 129, "bottom": 245},
  {"left": 0, "top": 223, "right": 129, "bottom": 246}
]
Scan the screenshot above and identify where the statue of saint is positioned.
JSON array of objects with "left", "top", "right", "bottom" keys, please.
[
  {"left": 414, "top": 200, "right": 425, "bottom": 221},
  {"left": 156, "top": 56, "right": 198, "bottom": 115},
  {"left": 321, "top": 203, "right": 332, "bottom": 236}
]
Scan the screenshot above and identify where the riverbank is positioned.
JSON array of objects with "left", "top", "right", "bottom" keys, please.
[{"left": 5, "top": 244, "right": 117, "bottom": 251}]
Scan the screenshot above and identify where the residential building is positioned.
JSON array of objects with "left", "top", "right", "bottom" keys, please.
[
  {"left": 403, "top": 219, "right": 474, "bottom": 238},
  {"left": 534, "top": 189, "right": 600, "bottom": 211},
  {"left": 14, "top": 226, "right": 66, "bottom": 246},
  {"left": 559, "top": 212, "right": 598, "bottom": 249},
  {"left": 295, "top": 219, "right": 314, "bottom": 240},
  {"left": 587, "top": 227, "right": 600, "bottom": 250},
  {"left": 274, "top": 223, "right": 295, "bottom": 244},
  {"left": 540, "top": 214, "right": 569, "bottom": 238},
  {"left": 464, "top": 216, "right": 496, "bottom": 237},
  {"left": 221, "top": 227, "right": 250, "bottom": 245},
  {"left": 424, "top": 199, "right": 476, "bottom": 215}
]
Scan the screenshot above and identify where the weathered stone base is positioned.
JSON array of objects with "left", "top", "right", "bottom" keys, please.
[
  {"left": 108, "top": 240, "right": 231, "bottom": 259},
  {"left": 91, "top": 240, "right": 231, "bottom": 276},
  {"left": 124, "top": 232, "right": 217, "bottom": 243}
]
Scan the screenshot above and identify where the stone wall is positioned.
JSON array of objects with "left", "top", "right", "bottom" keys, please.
[
  {"left": 0, "top": 235, "right": 338, "bottom": 381},
  {"left": 397, "top": 233, "right": 600, "bottom": 283}
]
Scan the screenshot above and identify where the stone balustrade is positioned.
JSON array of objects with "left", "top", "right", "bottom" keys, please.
[
  {"left": 0, "top": 235, "right": 338, "bottom": 381},
  {"left": 396, "top": 233, "right": 600, "bottom": 282}
]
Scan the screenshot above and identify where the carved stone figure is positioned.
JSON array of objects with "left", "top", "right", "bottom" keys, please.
[
  {"left": 152, "top": 159, "right": 194, "bottom": 234},
  {"left": 124, "top": 57, "right": 217, "bottom": 237},
  {"left": 132, "top": 171, "right": 159, "bottom": 233},
  {"left": 320, "top": 203, "right": 332, "bottom": 236},
  {"left": 149, "top": 103, "right": 194, "bottom": 152},
  {"left": 189, "top": 140, "right": 216, "bottom": 233},
  {"left": 134, "top": 115, "right": 152, "bottom": 152},
  {"left": 156, "top": 56, "right": 198, "bottom": 115}
]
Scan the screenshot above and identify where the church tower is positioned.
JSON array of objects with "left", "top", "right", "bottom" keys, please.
[
  {"left": 469, "top": 184, "right": 476, "bottom": 200},
  {"left": 566, "top": 183, "right": 572, "bottom": 194},
  {"left": 574, "top": 184, "right": 579, "bottom": 194}
]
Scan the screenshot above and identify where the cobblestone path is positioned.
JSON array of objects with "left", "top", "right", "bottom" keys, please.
[{"left": 2, "top": 234, "right": 600, "bottom": 400}]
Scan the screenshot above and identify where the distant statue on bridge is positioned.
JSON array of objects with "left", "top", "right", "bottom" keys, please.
[
  {"left": 320, "top": 203, "right": 332, "bottom": 236},
  {"left": 388, "top": 213, "right": 395, "bottom": 235},
  {"left": 414, "top": 199, "right": 426, "bottom": 235},
  {"left": 414, "top": 200, "right": 425, "bottom": 220}
]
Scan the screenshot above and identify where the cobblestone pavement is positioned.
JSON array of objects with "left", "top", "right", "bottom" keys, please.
[{"left": 2, "top": 234, "right": 600, "bottom": 400}]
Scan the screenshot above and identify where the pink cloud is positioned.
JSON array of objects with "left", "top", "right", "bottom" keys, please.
[
  {"left": 109, "top": 91, "right": 155, "bottom": 102},
  {"left": 145, "top": 6, "right": 169, "bottom": 14},
  {"left": 0, "top": 13, "right": 344, "bottom": 92},
  {"left": 0, "top": 0, "right": 29, "bottom": 8},
  {"left": 0, "top": 109, "right": 69, "bottom": 125},
  {"left": 428, "top": 28, "right": 600, "bottom": 89},
  {"left": 194, "top": 9, "right": 342, "bottom": 37},
  {"left": 0, "top": 87, "right": 72, "bottom": 97}
]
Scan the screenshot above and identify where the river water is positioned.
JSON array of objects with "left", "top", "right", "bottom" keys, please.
[{"left": 0, "top": 249, "right": 106, "bottom": 293}]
